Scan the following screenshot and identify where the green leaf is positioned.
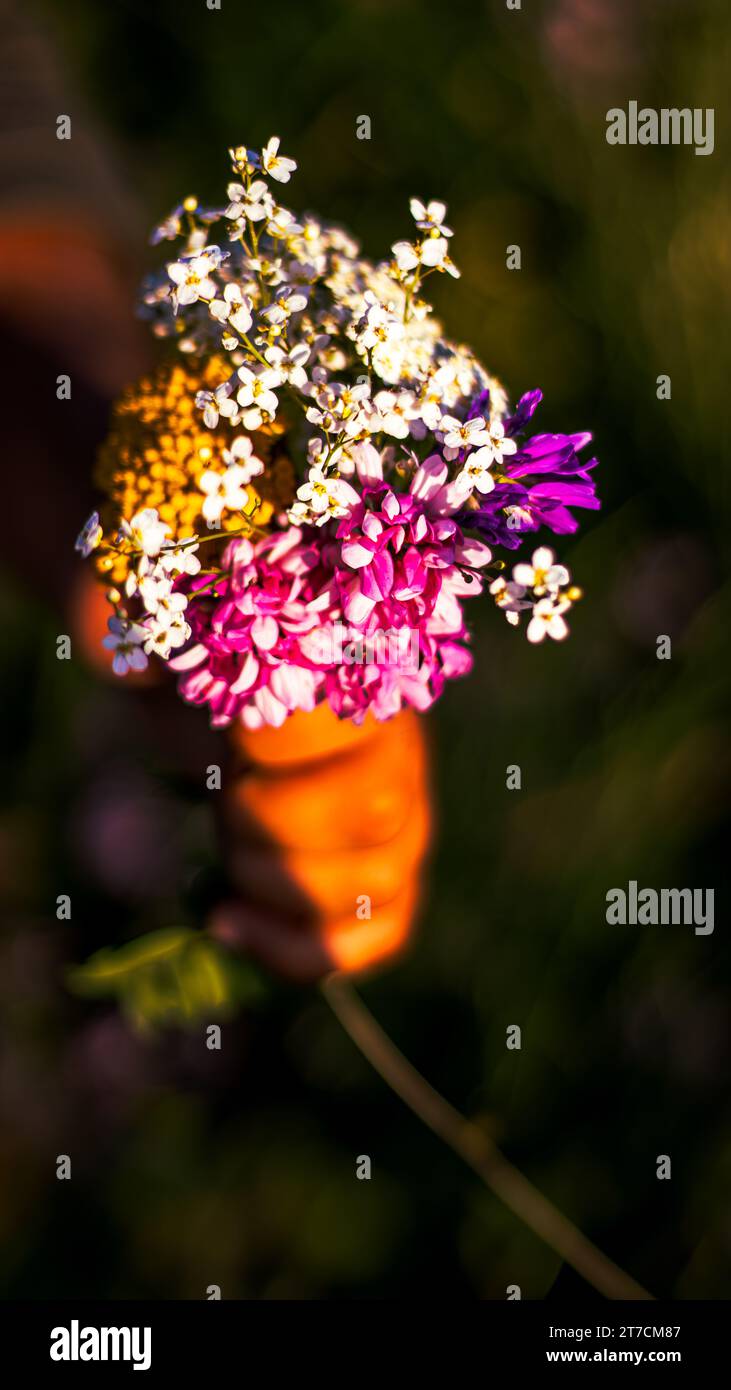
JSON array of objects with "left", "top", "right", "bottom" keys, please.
[{"left": 67, "top": 928, "right": 243, "bottom": 1033}]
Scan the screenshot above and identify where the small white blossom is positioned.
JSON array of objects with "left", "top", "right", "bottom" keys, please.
[
  {"left": 481, "top": 417, "right": 518, "bottom": 465},
  {"left": 490, "top": 576, "right": 531, "bottom": 627},
  {"left": 120, "top": 508, "right": 171, "bottom": 557},
  {"left": 456, "top": 445, "right": 495, "bottom": 495},
  {"left": 410, "top": 199, "right": 453, "bottom": 237},
  {"left": 513, "top": 546, "right": 569, "bottom": 596},
  {"left": 440, "top": 415, "right": 491, "bottom": 451},
  {"left": 222, "top": 435, "right": 266, "bottom": 482},
  {"left": 167, "top": 251, "right": 219, "bottom": 309},
  {"left": 355, "top": 292, "right": 404, "bottom": 352},
  {"left": 267, "top": 205, "right": 303, "bottom": 239},
  {"left": 372, "top": 389, "right": 416, "bottom": 440},
  {"left": 420, "top": 236, "right": 449, "bottom": 267},
  {"left": 305, "top": 381, "right": 371, "bottom": 436},
  {"left": 195, "top": 381, "right": 238, "bottom": 429},
  {"left": 526, "top": 596, "right": 571, "bottom": 644},
  {"left": 421, "top": 235, "right": 460, "bottom": 277},
  {"left": 292, "top": 465, "right": 358, "bottom": 526},
  {"left": 102, "top": 616, "right": 149, "bottom": 676},
  {"left": 158, "top": 542, "right": 202, "bottom": 578},
  {"left": 225, "top": 179, "right": 272, "bottom": 223},
  {"left": 264, "top": 343, "right": 309, "bottom": 389},
  {"left": 261, "top": 136, "right": 297, "bottom": 184},
  {"left": 143, "top": 612, "right": 191, "bottom": 660},
  {"left": 123, "top": 554, "right": 152, "bottom": 598},
  {"left": 209, "top": 283, "right": 253, "bottom": 336},
  {"left": 138, "top": 574, "right": 188, "bottom": 620},
  {"left": 259, "top": 285, "right": 308, "bottom": 325},
  {"left": 235, "top": 364, "right": 282, "bottom": 427},
  {"left": 393, "top": 233, "right": 458, "bottom": 278},
  {"left": 184, "top": 227, "right": 213, "bottom": 254},
  {"left": 391, "top": 240, "right": 420, "bottom": 272},
  {"left": 199, "top": 465, "right": 252, "bottom": 527}
]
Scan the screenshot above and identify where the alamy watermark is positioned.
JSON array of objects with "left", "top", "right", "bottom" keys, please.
[
  {"left": 50, "top": 1320, "right": 151, "bottom": 1371},
  {"left": 308, "top": 622, "right": 419, "bottom": 671},
  {"left": 606, "top": 881, "right": 714, "bottom": 935},
  {"left": 606, "top": 102, "right": 714, "bottom": 157}
]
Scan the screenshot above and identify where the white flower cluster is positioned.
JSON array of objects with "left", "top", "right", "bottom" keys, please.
[
  {"left": 489, "top": 546, "right": 580, "bottom": 643},
  {"left": 140, "top": 137, "right": 510, "bottom": 528},
  {"left": 76, "top": 506, "right": 203, "bottom": 674}
]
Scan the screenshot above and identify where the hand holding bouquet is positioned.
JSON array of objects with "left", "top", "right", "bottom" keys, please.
[{"left": 64, "top": 142, "right": 650, "bottom": 1300}]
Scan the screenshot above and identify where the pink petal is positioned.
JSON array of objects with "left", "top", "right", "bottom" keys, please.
[
  {"left": 399, "top": 675, "right": 434, "bottom": 711},
  {"left": 431, "top": 478, "right": 473, "bottom": 516},
  {"left": 393, "top": 547, "right": 427, "bottom": 600},
  {"left": 252, "top": 615, "right": 279, "bottom": 650},
  {"left": 241, "top": 704, "right": 265, "bottom": 729},
  {"left": 360, "top": 549, "right": 394, "bottom": 600},
  {"left": 341, "top": 539, "right": 376, "bottom": 569},
  {"left": 362, "top": 512, "right": 383, "bottom": 542},
  {"left": 230, "top": 650, "right": 260, "bottom": 693},
  {"left": 352, "top": 442, "right": 384, "bottom": 485},
  {"left": 411, "top": 453, "right": 448, "bottom": 501},
  {"left": 440, "top": 642, "right": 473, "bottom": 678},
  {"left": 411, "top": 513, "right": 428, "bottom": 543},
  {"left": 343, "top": 585, "right": 377, "bottom": 625},
  {"left": 331, "top": 479, "right": 360, "bottom": 509},
  {"left": 168, "top": 643, "right": 208, "bottom": 672},
  {"left": 455, "top": 538, "right": 492, "bottom": 567},
  {"left": 270, "top": 663, "right": 318, "bottom": 710},
  {"left": 181, "top": 668, "right": 215, "bottom": 702},
  {"left": 254, "top": 686, "right": 289, "bottom": 727}
]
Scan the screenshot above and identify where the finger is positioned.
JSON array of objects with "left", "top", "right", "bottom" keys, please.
[
  {"left": 208, "top": 900, "right": 333, "bottom": 982},
  {"left": 322, "top": 879, "right": 419, "bottom": 973},
  {"left": 223, "top": 713, "right": 428, "bottom": 851},
  {"left": 226, "top": 791, "right": 431, "bottom": 920},
  {"left": 229, "top": 701, "right": 418, "bottom": 771},
  {"left": 208, "top": 877, "right": 419, "bottom": 982}
]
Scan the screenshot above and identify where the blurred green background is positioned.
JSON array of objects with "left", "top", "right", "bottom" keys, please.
[{"left": 0, "top": 0, "right": 728, "bottom": 1299}]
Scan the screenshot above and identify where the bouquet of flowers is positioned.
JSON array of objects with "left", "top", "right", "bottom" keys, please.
[
  {"left": 76, "top": 136, "right": 599, "bottom": 729},
  {"left": 66, "top": 142, "right": 659, "bottom": 1304}
]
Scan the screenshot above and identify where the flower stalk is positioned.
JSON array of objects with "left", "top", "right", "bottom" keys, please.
[{"left": 322, "top": 973, "right": 653, "bottom": 1302}]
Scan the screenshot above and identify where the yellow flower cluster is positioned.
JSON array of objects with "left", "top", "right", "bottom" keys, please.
[{"left": 94, "top": 356, "right": 294, "bottom": 583}]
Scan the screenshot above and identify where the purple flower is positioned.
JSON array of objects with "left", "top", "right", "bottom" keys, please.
[
  {"left": 461, "top": 391, "right": 600, "bottom": 549},
  {"left": 504, "top": 388, "right": 543, "bottom": 436}
]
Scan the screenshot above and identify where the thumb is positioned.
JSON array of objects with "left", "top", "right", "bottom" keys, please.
[{"left": 208, "top": 879, "right": 420, "bottom": 985}]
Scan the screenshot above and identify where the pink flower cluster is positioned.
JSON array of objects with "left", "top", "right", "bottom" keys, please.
[{"left": 169, "top": 454, "right": 492, "bottom": 728}]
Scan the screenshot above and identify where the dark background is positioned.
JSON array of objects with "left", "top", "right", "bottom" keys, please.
[{"left": 0, "top": 0, "right": 728, "bottom": 1299}]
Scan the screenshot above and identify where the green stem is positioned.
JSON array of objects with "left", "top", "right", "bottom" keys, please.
[
  {"left": 98, "top": 517, "right": 266, "bottom": 565},
  {"left": 321, "top": 973, "right": 654, "bottom": 1301}
]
